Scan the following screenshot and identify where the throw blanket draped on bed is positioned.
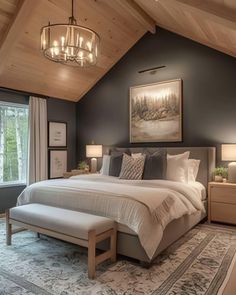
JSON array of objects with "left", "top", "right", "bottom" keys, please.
[{"left": 17, "top": 175, "right": 205, "bottom": 259}]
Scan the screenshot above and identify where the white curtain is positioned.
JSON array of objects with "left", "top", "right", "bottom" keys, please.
[{"left": 28, "top": 96, "right": 47, "bottom": 185}]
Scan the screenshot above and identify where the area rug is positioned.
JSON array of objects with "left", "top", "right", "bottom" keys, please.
[{"left": 0, "top": 221, "right": 236, "bottom": 295}]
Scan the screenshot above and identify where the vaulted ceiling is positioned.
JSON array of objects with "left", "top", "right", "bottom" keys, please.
[{"left": 0, "top": 0, "right": 235, "bottom": 102}]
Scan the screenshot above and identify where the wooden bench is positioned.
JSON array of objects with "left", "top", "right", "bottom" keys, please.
[{"left": 6, "top": 204, "right": 117, "bottom": 279}]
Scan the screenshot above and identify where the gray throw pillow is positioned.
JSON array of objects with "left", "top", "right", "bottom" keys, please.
[
  {"left": 109, "top": 149, "right": 131, "bottom": 177},
  {"left": 119, "top": 153, "right": 146, "bottom": 180},
  {"left": 109, "top": 154, "right": 123, "bottom": 177},
  {"left": 143, "top": 149, "right": 167, "bottom": 179}
]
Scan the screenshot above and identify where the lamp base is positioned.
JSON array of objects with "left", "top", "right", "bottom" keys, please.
[
  {"left": 228, "top": 162, "right": 236, "bottom": 183},
  {"left": 90, "top": 158, "right": 97, "bottom": 173}
]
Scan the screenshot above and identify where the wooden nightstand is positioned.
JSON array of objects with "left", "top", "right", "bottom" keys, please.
[{"left": 208, "top": 182, "right": 236, "bottom": 224}]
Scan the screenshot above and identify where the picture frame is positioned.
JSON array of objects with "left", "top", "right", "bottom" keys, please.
[
  {"left": 48, "top": 121, "right": 67, "bottom": 148},
  {"left": 49, "top": 150, "right": 67, "bottom": 179},
  {"left": 130, "top": 79, "right": 182, "bottom": 143}
]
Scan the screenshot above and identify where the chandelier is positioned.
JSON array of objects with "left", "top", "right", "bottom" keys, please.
[{"left": 40, "top": 0, "right": 100, "bottom": 67}]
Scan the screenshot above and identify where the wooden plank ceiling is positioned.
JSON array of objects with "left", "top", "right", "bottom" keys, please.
[
  {"left": 136, "top": 0, "right": 236, "bottom": 58},
  {"left": 0, "top": 0, "right": 235, "bottom": 102}
]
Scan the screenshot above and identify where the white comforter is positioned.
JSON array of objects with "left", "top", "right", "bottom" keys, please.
[{"left": 17, "top": 174, "right": 206, "bottom": 259}]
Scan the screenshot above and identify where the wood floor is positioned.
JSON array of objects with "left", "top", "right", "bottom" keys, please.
[{"left": 222, "top": 262, "right": 236, "bottom": 295}]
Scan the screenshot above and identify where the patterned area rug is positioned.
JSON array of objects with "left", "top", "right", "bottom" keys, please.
[{"left": 0, "top": 221, "right": 236, "bottom": 295}]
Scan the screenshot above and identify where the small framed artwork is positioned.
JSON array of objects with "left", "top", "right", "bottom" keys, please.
[
  {"left": 48, "top": 121, "right": 67, "bottom": 147},
  {"left": 130, "top": 79, "right": 182, "bottom": 143},
  {"left": 49, "top": 150, "right": 67, "bottom": 179}
]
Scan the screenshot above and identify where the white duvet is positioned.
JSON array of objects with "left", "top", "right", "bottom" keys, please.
[{"left": 17, "top": 174, "right": 206, "bottom": 259}]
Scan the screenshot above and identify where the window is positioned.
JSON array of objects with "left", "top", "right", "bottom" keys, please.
[{"left": 0, "top": 101, "right": 29, "bottom": 186}]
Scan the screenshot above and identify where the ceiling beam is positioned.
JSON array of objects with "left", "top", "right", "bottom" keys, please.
[
  {"left": 117, "top": 0, "right": 156, "bottom": 34},
  {"left": 174, "top": 0, "right": 236, "bottom": 31},
  {"left": 0, "top": 0, "right": 39, "bottom": 75}
]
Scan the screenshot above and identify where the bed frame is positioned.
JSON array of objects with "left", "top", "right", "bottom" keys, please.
[{"left": 99, "top": 146, "right": 216, "bottom": 263}]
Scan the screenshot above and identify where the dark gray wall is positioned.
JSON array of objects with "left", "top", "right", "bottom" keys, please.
[
  {"left": 0, "top": 89, "right": 77, "bottom": 213},
  {"left": 77, "top": 28, "right": 236, "bottom": 163},
  {"left": 0, "top": 185, "right": 26, "bottom": 213},
  {"left": 47, "top": 97, "right": 77, "bottom": 171}
]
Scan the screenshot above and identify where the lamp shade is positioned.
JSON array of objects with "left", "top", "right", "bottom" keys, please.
[
  {"left": 222, "top": 144, "right": 236, "bottom": 161},
  {"left": 86, "top": 145, "right": 103, "bottom": 158}
]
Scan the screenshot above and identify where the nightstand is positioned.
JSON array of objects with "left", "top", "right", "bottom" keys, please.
[
  {"left": 63, "top": 169, "right": 90, "bottom": 179},
  {"left": 208, "top": 182, "right": 236, "bottom": 224}
]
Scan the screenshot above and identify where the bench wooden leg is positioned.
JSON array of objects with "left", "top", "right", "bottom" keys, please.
[
  {"left": 88, "top": 230, "right": 96, "bottom": 279},
  {"left": 110, "top": 226, "right": 117, "bottom": 263},
  {"left": 88, "top": 225, "right": 117, "bottom": 279},
  {"left": 6, "top": 210, "right": 12, "bottom": 246}
]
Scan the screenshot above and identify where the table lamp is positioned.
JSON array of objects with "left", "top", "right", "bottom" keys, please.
[
  {"left": 222, "top": 144, "right": 236, "bottom": 182},
  {"left": 86, "top": 144, "right": 103, "bottom": 173}
]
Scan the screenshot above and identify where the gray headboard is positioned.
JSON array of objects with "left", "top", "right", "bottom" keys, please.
[{"left": 103, "top": 146, "right": 216, "bottom": 188}]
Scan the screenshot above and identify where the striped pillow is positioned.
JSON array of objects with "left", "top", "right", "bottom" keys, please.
[{"left": 119, "top": 153, "right": 146, "bottom": 180}]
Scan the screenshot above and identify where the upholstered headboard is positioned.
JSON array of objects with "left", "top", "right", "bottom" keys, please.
[{"left": 103, "top": 146, "right": 216, "bottom": 188}]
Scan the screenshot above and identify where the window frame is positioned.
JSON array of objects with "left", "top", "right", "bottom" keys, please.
[{"left": 0, "top": 100, "right": 29, "bottom": 187}]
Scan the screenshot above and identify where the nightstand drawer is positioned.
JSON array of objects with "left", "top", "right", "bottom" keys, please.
[
  {"left": 211, "top": 202, "right": 236, "bottom": 224},
  {"left": 211, "top": 187, "right": 236, "bottom": 204}
]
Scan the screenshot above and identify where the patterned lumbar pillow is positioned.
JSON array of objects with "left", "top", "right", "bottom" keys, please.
[{"left": 119, "top": 153, "right": 146, "bottom": 180}]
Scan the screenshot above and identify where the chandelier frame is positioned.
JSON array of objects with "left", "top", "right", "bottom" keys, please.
[{"left": 40, "top": 0, "right": 100, "bottom": 67}]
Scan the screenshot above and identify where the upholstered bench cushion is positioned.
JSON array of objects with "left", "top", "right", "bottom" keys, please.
[{"left": 10, "top": 204, "right": 114, "bottom": 240}]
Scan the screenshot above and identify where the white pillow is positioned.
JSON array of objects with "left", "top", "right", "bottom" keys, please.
[
  {"left": 166, "top": 152, "right": 190, "bottom": 182},
  {"left": 100, "top": 155, "right": 111, "bottom": 175},
  {"left": 186, "top": 159, "right": 200, "bottom": 182}
]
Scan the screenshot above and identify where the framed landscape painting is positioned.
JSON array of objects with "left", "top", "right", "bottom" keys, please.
[{"left": 130, "top": 79, "right": 182, "bottom": 143}]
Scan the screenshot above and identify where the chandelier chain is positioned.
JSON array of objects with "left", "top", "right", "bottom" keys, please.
[{"left": 72, "top": 0, "right": 74, "bottom": 20}]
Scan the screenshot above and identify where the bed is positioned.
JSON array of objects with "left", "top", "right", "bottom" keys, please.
[{"left": 17, "top": 147, "right": 216, "bottom": 263}]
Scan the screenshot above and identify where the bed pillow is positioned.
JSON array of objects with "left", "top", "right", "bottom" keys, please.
[
  {"left": 109, "top": 154, "right": 123, "bottom": 177},
  {"left": 166, "top": 151, "right": 190, "bottom": 182},
  {"left": 186, "top": 159, "right": 200, "bottom": 182},
  {"left": 119, "top": 153, "right": 146, "bottom": 180},
  {"left": 109, "top": 149, "right": 131, "bottom": 177},
  {"left": 143, "top": 149, "right": 167, "bottom": 180},
  {"left": 100, "top": 155, "right": 111, "bottom": 175}
]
